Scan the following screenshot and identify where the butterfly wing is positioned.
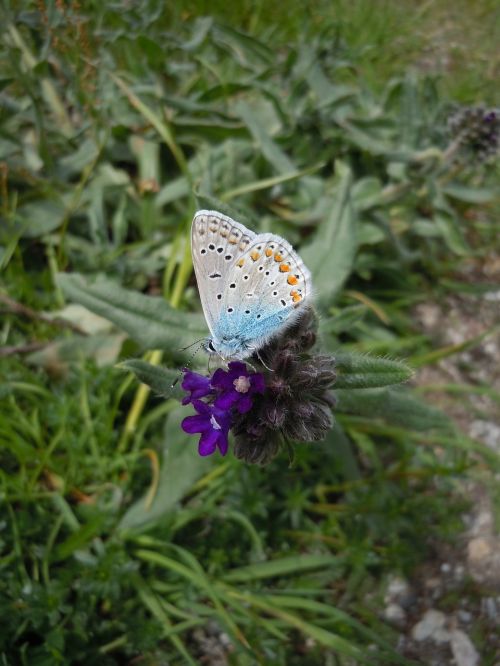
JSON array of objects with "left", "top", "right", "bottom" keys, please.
[
  {"left": 218, "top": 232, "right": 312, "bottom": 353},
  {"left": 192, "top": 209, "right": 312, "bottom": 358},
  {"left": 191, "top": 210, "right": 256, "bottom": 339}
]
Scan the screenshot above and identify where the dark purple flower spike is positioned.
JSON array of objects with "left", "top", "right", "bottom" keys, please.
[{"left": 181, "top": 308, "right": 336, "bottom": 463}]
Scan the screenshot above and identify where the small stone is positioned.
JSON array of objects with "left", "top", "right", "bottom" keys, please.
[
  {"left": 468, "top": 537, "right": 492, "bottom": 560},
  {"left": 450, "top": 629, "right": 480, "bottom": 666},
  {"left": 469, "top": 420, "right": 500, "bottom": 452},
  {"left": 458, "top": 610, "right": 473, "bottom": 623},
  {"left": 433, "top": 627, "right": 452, "bottom": 644},
  {"left": 411, "top": 609, "right": 449, "bottom": 643},
  {"left": 384, "top": 576, "right": 414, "bottom": 608},
  {"left": 467, "top": 536, "right": 500, "bottom": 589},
  {"left": 384, "top": 603, "right": 406, "bottom": 627},
  {"left": 481, "top": 597, "right": 498, "bottom": 621},
  {"left": 440, "top": 562, "right": 451, "bottom": 573},
  {"left": 425, "top": 577, "right": 442, "bottom": 589}
]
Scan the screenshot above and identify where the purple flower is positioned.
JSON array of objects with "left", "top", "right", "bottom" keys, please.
[
  {"left": 181, "top": 400, "right": 231, "bottom": 456},
  {"left": 211, "top": 362, "right": 266, "bottom": 414},
  {"left": 180, "top": 363, "right": 266, "bottom": 457},
  {"left": 181, "top": 369, "right": 213, "bottom": 405}
]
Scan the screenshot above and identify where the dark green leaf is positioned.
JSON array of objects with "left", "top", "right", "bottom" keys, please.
[
  {"left": 119, "top": 360, "right": 183, "bottom": 400},
  {"left": 301, "top": 162, "right": 357, "bottom": 306},
  {"left": 56, "top": 273, "right": 207, "bottom": 355},
  {"left": 336, "top": 387, "right": 450, "bottom": 431},
  {"left": 442, "top": 183, "right": 496, "bottom": 204},
  {"left": 335, "top": 352, "right": 413, "bottom": 389}
]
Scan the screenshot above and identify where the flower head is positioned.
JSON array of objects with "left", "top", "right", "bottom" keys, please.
[
  {"left": 448, "top": 105, "right": 499, "bottom": 164},
  {"left": 180, "top": 307, "right": 336, "bottom": 464},
  {"left": 233, "top": 307, "right": 336, "bottom": 465}
]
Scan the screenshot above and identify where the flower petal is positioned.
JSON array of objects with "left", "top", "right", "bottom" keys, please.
[
  {"left": 191, "top": 399, "right": 211, "bottom": 416},
  {"left": 214, "top": 391, "right": 239, "bottom": 410},
  {"left": 198, "top": 428, "right": 219, "bottom": 456},
  {"left": 216, "top": 430, "right": 229, "bottom": 456},
  {"left": 235, "top": 394, "right": 253, "bottom": 414},
  {"left": 250, "top": 373, "right": 266, "bottom": 393},
  {"left": 210, "top": 367, "right": 234, "bottom": 390},
  {"left": 181, "top": 369, "right": 213, "bottom": 402},
  {"left": 181, "top": 414, "right": 209, "bottom": 434},
  {"left": 227, "top": 361, "right": 248, "bottom": 376}
]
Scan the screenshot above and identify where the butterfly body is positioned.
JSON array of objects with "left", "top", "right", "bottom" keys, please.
[{"left": 192, "top": 210, "right": 312, "bottom": 360}]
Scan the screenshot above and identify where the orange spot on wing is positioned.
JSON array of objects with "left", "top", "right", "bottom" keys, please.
[
  {"left": 265, "top": 248, "right": 273, "bottom": 257},
  {"left": 290, "top": 290, "right": 302, "bottom": 303},
  {"left": 287, "top": 275, "right": 298, "bottom": 285},
  {"left": 250, "top": 251, "right": 260, "bottom": 261},
  {"left": 237, "top": 259, "right": 244, "bottom": 267},
  {"left": 279, "top": 264, "right": 290, "bottom": 272},
  {"left": 228, "top": 237, "right": 238, "bottom": 244},
  {"left": 274, "top": 253, "right": 283, "bottom": 262}
]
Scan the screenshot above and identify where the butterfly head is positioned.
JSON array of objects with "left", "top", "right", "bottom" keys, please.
[{"left": 203, "top": 335, "right": 251, "bottom": 362}]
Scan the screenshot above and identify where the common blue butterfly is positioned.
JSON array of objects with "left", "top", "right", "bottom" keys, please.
[{"left": 191, "top": 210, "right": 312, "bottom": 360}]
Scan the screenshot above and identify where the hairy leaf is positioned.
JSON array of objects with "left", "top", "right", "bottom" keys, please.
[
  {"left": 57, "top": 273, "right": 207, "bottom": 355},
  {"left": 334, "top": 352, "right": 413, "bottom": 389}
]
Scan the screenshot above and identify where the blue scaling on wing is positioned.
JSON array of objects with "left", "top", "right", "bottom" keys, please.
[{"left": 212, "top": 303, "right": 296, "bottom": 359}]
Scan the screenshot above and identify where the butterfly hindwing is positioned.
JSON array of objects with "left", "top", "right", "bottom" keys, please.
[{"left": 218, "top": 233, "right": 311, "bottom": 349}]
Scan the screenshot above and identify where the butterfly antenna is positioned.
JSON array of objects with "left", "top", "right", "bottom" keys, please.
[
  {"left": 178, "top": 337, "right": 206, "bottom": 352},
  {"left": 171, "top": 341, "right": 205, "bottom": 389}
]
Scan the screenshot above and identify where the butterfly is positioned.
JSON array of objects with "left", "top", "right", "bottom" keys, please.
[{"left": 191, "top": 209, "right": 312, "bottom": 360}]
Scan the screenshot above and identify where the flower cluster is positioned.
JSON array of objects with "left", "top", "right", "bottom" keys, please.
[
  {"left": 447, "top": 105, "right": 499, "bottom": 164},
  {"left": 181, "top": 362, "right": 265, "bottom": 457},
  {"left": 181, "top": 307, "right": 337, "bottom": 465},
  {"left": 232, "top": 307, "right": 336, "bottom": 464}
]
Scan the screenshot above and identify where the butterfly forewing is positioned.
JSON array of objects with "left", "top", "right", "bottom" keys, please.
[{"left": 191, "top": 210, "right": 255, "bottom": 338}]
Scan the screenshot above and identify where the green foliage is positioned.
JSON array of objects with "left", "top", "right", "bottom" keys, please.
[
  {"left": 1, "top": 1, "right": 498, "bottom": 664},
  {"left": 56, "top": 273, "right": 207, "bottom": 358}
]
